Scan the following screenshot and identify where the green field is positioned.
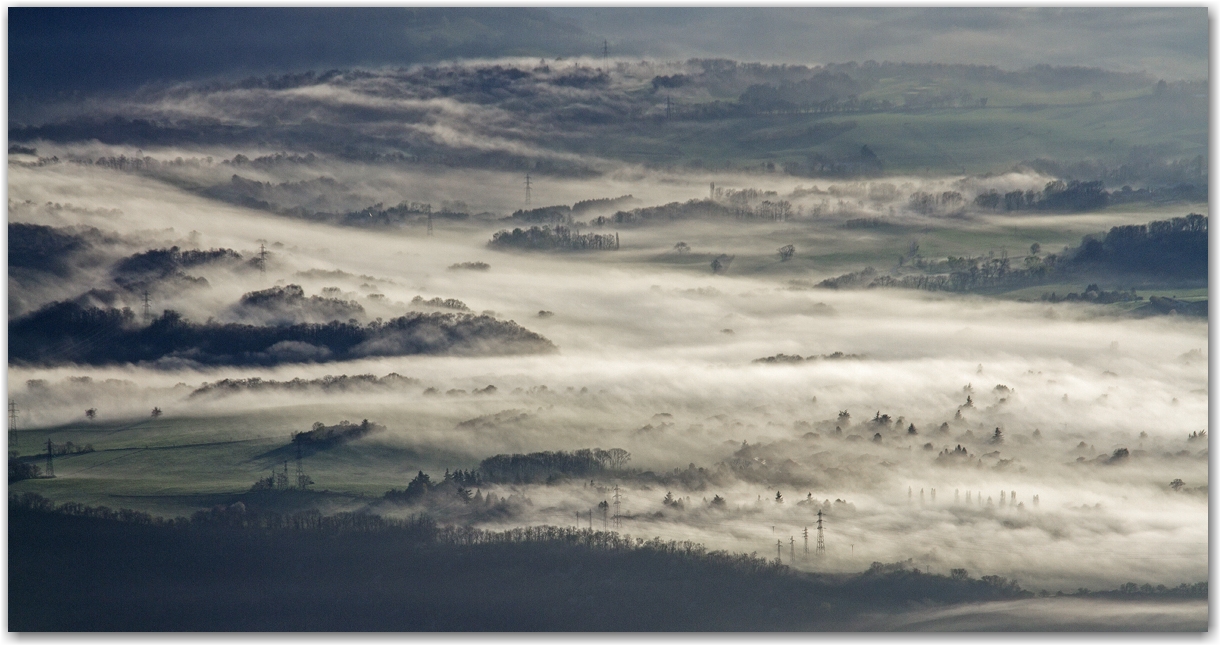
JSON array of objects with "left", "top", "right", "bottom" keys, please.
[
  {"left": 625, "top": 203, "right": 1206, "bottom": 283},
  {"left": 576, "top": 90, "right": 1205, "bottom": 175},
  {"left": 9, "top": 411, "right": 477, "bottom": 518}
]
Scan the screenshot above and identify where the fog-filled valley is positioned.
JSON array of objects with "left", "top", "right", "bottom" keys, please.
[{"left": 7, "top": 9, "right": 1208, "bottom": 632}]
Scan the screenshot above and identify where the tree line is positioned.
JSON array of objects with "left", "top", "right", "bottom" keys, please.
[
  {"left": 477, "top": 448, "right": 631, "bottom": 484},
  {"left": 819, "top": 214, "right": 1207, "bottom": 294},
  {"left": 972, "top": 180, "right": 1109, "bottom": 212},
  {"left": 190, "top": 373, "right": 418, "bottom": 399},
  {"left": 10, "top": 303, "right": 555, "bottom": 367},
  {"left": 488, "top": 225, "right": 619, "bottom": 251},
  {"left": 10, "top": 491, "right": 1202, "bottom": 631}
]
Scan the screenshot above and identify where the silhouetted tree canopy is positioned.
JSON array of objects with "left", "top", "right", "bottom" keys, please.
[{"left": 9, "top": 302, "right": 555, "bottom": 366}]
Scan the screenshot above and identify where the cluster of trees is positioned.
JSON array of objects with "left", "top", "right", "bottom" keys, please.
[
  {"left": 410, "top": 295, "right": 470, "bottom": 311},
  {"left": 9, "top": 457, "right": 42, "bottom": 483},
  {"left": 1041, "top": 285, "right": 1142, "bottom": 304},
  {"left": 488, "top": 225, "right": 619, "bottom": 251},
  {"left": 1072, "top": 213, "right": 1206, "bottom": 277},
  {"left": 113, "top": 245, "right": 244, "bottom": 286},
  {"left": 292, "top": 419, "right": 384, "bottom": 448},
  {"left": 753, "top": 351, "right": 863, "bottom": 364},
  {"left": 973, "top": 180, "right": 1108, "bottom": 212},
  {"left": 190, "top": 373, "right": 417, "bottom": 398},
  {"left": 843, "top": 217, "right": 885, "bottom": 229},
  {"left": 237, "top": 284, "right": 366, "bottom": 320},
  {"left": 448, "top": 261, "right": 489, "bottom": 271},
  {"left": 1074, "top": 581, "right": 1208, "bottom": 599},
  {"left": 250, "top": 466, "right": 307, "bottom": 491},
  {"left": 10, "top": 303, "right": 555, "bottom": 366},
  {"left": 46, "top": 440, "right": 95, "bottom": 456},
  {"left": 339, "top": 201, "right": 468, "bottom": 227},
  {"left": 511, "top": 205, "right": 571, "bottom": 223},
  {"left": 936, "top": 445, "right": 973, "bottom": 463},
  {"left": 510, "top": 197, "right": 641, "bottom": 227},
  {"left": 225, "top": 151, "right": 318, "bottom": 168},
  {"left": 571, "top": 195, "right": 636, "bottom": 215},
  {"left": 477, "top": 448, "right": 631, "bottom": 484},
  {"left": 908, "top": 190, "right": 965, "bottom": 214},
  {"left": 590, "top": 199, "right": 735, "bottom": 227},
  {"left": 382, "top": 470, "right": 519, "bottom": 517},
  {"left": 91, "top": 153, "right": 219, "bottom": 171},
  {"left": 9, "top": 223, "right": 96, "bottom": 277}
]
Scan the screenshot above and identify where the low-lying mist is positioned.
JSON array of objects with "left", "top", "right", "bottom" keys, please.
[{"left": 7, "top": 138, "right": 1207, "bottom": 598}]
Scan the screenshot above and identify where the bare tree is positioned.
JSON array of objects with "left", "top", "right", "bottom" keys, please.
[{"left": 606, "top": 448, "right": 631, "bottom": 470}]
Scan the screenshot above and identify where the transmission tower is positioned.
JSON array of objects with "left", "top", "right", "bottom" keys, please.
[
  {"left": 258, "top": 243, "right": 268, "bottom": 276},
  {"left": 295, "top": 439, "right": 310, "bottom": 489},
  {"left": 803, "top": 526, "right": 809, "bottom": 556},
  {"left": 790, "top": 536, "right": 796, "bottom": 562},
  {"left": 44, "top": 437, "right": 54, "bottom": 478},
  {"left": 141, "top": 291, "right": 152, "bottom": 323},
  {"left": 815, "top": 510, "right": 826, "bottom": 556},
  {"left": 426, "top": 210, "right": 433, "bottom": 236},
  {"left": 8, "top": 399, "right": 18, "bottom": 450},
  {"left": 612, "top": 484, "right": 621, "bottom": 528},
  {"left": 524, "top": 173, "right": 532, "bottom": 206},
  {"left": 776, "top": 539, "right": 783, "bottom": 563}
]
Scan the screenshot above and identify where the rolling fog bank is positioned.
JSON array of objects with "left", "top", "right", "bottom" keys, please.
[{"left": 7, "top": 155, "right": 1207, "bottom": 596}]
